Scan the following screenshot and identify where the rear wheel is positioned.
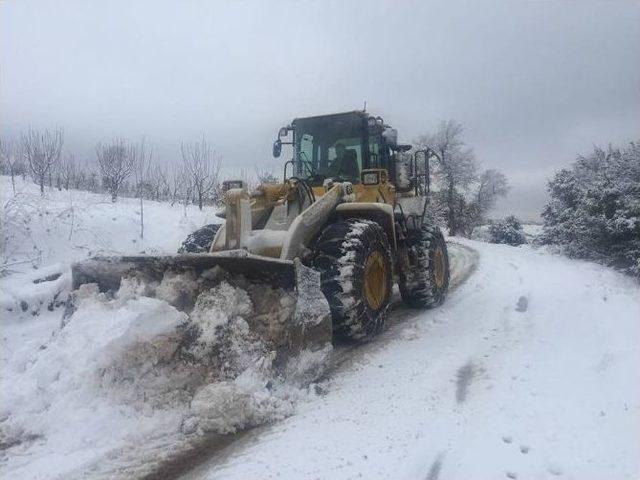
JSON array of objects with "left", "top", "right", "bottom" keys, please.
[
  {"left": 399, "top": 225, "right": 450, "bottom": 308},
  {"left": 313, "top": 219, "right": 393, "bottom": 341},
  {"left": 178, "top": 224, "right": 220, "bottom": 253}
]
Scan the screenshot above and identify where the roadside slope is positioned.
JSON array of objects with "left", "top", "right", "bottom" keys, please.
[{"left": 185, "top": 239, "right": 640, "bottom": 480}]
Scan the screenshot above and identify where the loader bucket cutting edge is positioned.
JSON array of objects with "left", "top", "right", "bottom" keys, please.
[
  {"left": 69, "top": 251, "right": 333, "bottom": 377},
  {"left": 71, "top": 252, "right": 297, "bottom": 292}
]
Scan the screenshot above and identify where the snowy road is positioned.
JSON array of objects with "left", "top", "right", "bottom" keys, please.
[
  {"left": 181, "top": 239, "right": 640, "bottom": 480},
  {"left": 131, "top": 242, "right": 479, "bottom": 480}
]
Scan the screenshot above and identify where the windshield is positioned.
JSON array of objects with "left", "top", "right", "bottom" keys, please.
[{"left": 293, "top": 113, "right": 367, "bottom": 184}]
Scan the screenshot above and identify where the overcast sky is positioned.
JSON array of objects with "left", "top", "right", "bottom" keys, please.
[{"left": 2, "top": 0, "right": 639, "bottom": 219}]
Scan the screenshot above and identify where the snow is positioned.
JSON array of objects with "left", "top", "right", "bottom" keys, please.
[
  {"left": 188, "top": 281, "right": 253, "bottom": 352},
  {"left": 1, "top": 268, "right": 320, "bottom": 479},
  {"left": 184, "top": 239, "right": 640, "bottom": 480},
  {"left": 1, "top": 176, "right": 215, "bottom": 275},
  {"left": 1, "top": 283, "right": 189, "bottom": 479},
  {"left": 1, "top": 177, "right": 321, "bottom": 478},
  {"left": 2, "top": 175, "right": 639, "bottom": 479}
]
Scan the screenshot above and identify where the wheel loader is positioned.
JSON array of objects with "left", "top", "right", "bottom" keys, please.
[{"left": 71, "top": 110, "right": 450, "bottom": 371}]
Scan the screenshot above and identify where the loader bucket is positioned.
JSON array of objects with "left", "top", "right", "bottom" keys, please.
[{"left": 69, "top": 250, "right": 333, "bottom": 379}]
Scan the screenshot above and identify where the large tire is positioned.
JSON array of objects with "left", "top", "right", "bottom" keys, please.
[
  {"left": 313, "top": 219, "right": 393, "bottom": 341},
  {"left": 178, "top": 224, "right": 220, "bottom": 253},
  {"left": 399, "top": 225, "right": 450, "bottom": 308}
]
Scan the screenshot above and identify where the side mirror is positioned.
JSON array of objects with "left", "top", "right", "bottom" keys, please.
[
  {"left": 278, "top": 127, "right": 288, "bottom": 138},
  {"left": 272, "top": 139, "right": 282, "bottom": 158}
]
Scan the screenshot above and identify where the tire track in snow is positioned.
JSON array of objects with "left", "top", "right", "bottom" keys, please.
[
  {"left": 323, "top": 241, "right": 479, "bottom": 378},
  {"left": 425, "top": 452, "right": 445, "bottom": 480},
  {"left": 455, "top": 361, "right": 477, "bottom": 404}
]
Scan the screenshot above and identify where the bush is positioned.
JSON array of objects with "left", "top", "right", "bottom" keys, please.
[
  {"left": 488, "top": 215, "right": 527, "bottom": 246},
  {"left": 541, "top": 141, "right": 640, "bottom": 278}
]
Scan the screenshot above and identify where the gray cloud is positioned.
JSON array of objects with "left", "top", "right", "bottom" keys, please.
[{"left": 2, "top": 0, "right": 639, "bottom": 220}]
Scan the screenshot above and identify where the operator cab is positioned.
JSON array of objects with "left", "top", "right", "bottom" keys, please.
[{"left": 273, "top": 111, "right": 401, "bottom": 187}]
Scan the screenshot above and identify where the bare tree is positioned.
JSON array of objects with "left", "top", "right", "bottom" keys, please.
[
  {"left": 74, "top": 164, "right": 86, "bottom": 190},
  {"left": 131, "top": 140, "right": 153, "bottom": 238},
  {"left": 87, "top": 171, "right": 98, "bottom": 192},
  {"left": 475, "top": 169, "right": 509, "bottom": 212},
  {"left": 147, "top": 162, "right": 167, "bottom": 201},
  {"left": 416, "top": 120, "right": 478, "bottom": 235},
  {"left": 167, "top": 162, "right": 193, "bottom": 213},
  {"left": 181, "top": 137, "right": 221, "bottom": 210},
  {"left": 21, "top": 128, "right": 64, "bottom": 195},
  {"left": 168, "top": 163, "right": 184, "bottom": 205},
  {"left": 0, "top": 138, "right": 24, "bottom": 195},
  {"left": 255, "top": 165, "right": 279, "bottom": 184},
  {"left": 60, "top": 153, "right": 76, "bottom": 190},
  {"left": 95, "top": 139, "right": 135, "bottom": 202}
]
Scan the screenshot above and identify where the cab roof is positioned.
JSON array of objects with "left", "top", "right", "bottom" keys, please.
[{"left": 292, "top": 110, "right": 367, "bottom": 124}]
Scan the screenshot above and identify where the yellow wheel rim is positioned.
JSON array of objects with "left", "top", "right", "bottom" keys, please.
[
  {"left": 433, "top": 247, "right": 446, "bottom": 288},
  {"left": 363, "top": 250, "right": 388, "bottom": 310}
]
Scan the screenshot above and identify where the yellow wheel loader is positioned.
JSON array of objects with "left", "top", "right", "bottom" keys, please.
[{"left": 71, "top": 111, "right": 450, "bottom": 367}]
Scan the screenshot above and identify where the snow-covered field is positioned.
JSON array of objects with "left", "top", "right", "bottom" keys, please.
[{"left": 2, "top": 176, "right": 639, "bottom": 480}]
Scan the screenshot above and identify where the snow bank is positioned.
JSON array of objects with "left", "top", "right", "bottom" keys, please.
[{"left": 0, "top": 267, "right": 328, "bottom": 479}]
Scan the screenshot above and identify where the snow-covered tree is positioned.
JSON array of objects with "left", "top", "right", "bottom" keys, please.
[
  {"left": 415, "top": 120, "right": 477, "bottom": 235},
  {"left": 542, "top": 141, "right": 640, "bottom": 277},
  {"left": 489, "top": 215, "right": 527, "bottom": 246},
  {"left": 416, "top": 121, "right": 508, "bottom": 236}
]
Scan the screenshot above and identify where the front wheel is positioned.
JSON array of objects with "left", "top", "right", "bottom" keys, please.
[
  {"left": 399, "top": 225, "right": 450, "bottom": 308},
  {"left": 313, "top": 219, "right": 393, "bottom": 341}
]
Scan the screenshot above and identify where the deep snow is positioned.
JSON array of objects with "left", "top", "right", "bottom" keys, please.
[{"left": 184, "top": 239, "right": 640, "bottom": 480}]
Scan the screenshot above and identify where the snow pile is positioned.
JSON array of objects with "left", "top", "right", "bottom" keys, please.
[
  {"left": 183, "top": 282, "right": 258, "bottom": 366},
  {"left": 0, "top": 281, "right": 189, "bottom": 478},
  {"left": 185, "top": 370, "right": 294, "bottom": 436},
  {"left": 0, "top": 263, "right": 69, "bottom": 319},
  {"left": 0, "top": 272, "right": 315, "bottom": 479}
]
